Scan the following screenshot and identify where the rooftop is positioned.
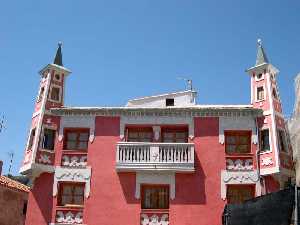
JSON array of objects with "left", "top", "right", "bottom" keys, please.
[{"left": 0, "top": 175, "right": 30, "bottom": 193}]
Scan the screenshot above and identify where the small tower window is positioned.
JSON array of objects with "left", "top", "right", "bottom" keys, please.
[
  {"left": 37, "top": 87, "right": 45, "bottom": 102},
  {"left": 260, "top": 129, "right": 270, "bottom": 152},
  {"left": 50, "top": 86, "right": 61, "bottom": 102},
  {"left": 54, "top": 74, "right": 61, "bottom": 81},
  {"left": 42, "top": 128, "right": 56, "bottom": 150},
  {"left": 28, "top": 128, "right": 36, "bottom": 150},
  {"left": 272, "top": 88, "right": 278, "bottom": 99},
  {"left": 256, "top": 86, "right": 264, "bottom": 101},
  {"left": 166, "top": 98, "right": 174, "bottom": 107},
  {"left": 257, "top": 73, "right": 263, "bottom": 80}
]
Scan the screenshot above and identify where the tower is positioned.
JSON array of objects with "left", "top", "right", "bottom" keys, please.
[
  {"left": 247, "top": 39, "right": 293, "bottom": 189},
  {"left": 20, "top": 43, "right": 71, "bottom": 177}
]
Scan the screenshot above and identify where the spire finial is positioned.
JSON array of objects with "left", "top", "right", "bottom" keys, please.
[
  {"left": 255, "top": 38, "right": 269, "bottom": 66},
  {"left": 53, "top": 42, "right": 63, "bottom": 66},
  {"left": 257, "top": 38, "right": 262, "bottom": 47}
]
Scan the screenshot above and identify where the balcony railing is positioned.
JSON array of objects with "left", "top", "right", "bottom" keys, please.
[{"left": 116, "top": 142, "right": 194, "bottom": 172}]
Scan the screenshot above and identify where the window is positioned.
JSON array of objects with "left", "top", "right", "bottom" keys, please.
[
  {"left": 23, "top": 201, "right": 28, "bottom": 215},
  {"left": 272, "top": 88, "right": 278, "bottom": 99},
  {"left": 28, "top": 128, "right": 36, "bottom": 150},
  {"left": 257, "top": 73, "right": 263, "bottom": 80},
  {"left": 256, "top": 86, "right": 264, "bottom": 101},
  {"left": 225, "top": 131, "right": 251, "bottom": 154},
  {"left": 58, "top": 183, "right": 85, "bottom": 206},
  {"left": 50, "top": 87, "right": 60, "bottom": 102},
  {"left": 64, "top": 129, "right": 89, "bottom": 150},
  {"left": 166, "top": 98, "right": 174, "bottom": 107},
  {"left": 42, "top": 128, "right": 56, "bottom": 150},
  {"left": 278, "top": 130, "right": 287, "bottom": 152},
  {"left": 260, "top": 129, "right": 270, "bottom": 152},
  {"left": 54, "top": 74, "right": 61, "bottom": 81},
  {"left": 127, "top": 127, "right": 152, "bottom": 142},
  {"left": 227, "top": 185, "right": 254, "bottom": 204},
  {"left": 162, "top": 128, "right": 188, "bottom": 143},
  {"left": 141, "top": 185, "right": 169, "bottom": 209},
  {"left": 37, "top": 87, "right": 45, "bottom": 102}
]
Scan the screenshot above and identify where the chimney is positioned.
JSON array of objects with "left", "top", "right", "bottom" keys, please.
[{"left": 0, "top": 160, "right": 2, "bottom": 175}]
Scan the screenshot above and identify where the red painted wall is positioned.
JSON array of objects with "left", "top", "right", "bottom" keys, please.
[
  {"left": 25, "top": 173, "right": 54, "bottom": 225},
  {"left": 84, "top": 116, "right": 140, "bottom": 225}
]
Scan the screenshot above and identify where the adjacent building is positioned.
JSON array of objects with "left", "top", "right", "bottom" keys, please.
[
  {"left": 0, "top": 161, "right": 29, "bottom": 225},
  {"left": 288, "top": 73, "right": 300, "bottom": 186},
  {"left": 20, "top": 40, "right": 294, "bottom": 225}
]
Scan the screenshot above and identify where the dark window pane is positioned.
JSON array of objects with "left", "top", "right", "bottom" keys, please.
[
  {"left": 42, "top": 129, "right": 55, "bottom": 150},
  {"left": 142, "top": 186, "right": 169, "bottom": 209}
]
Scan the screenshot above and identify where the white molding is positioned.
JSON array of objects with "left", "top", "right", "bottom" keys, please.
[
  {"left": 58, "top": 116, "right": 96, "bottom": 143},
  {"left": 53, "top": 166, "right": 92, "bottom": 198},
  {"left": 120, "top": 115, "right": 194, "bottom": 140},
  {"left": 135, "top": 172, "right": 175, "bottom": 200},
  {"left": 221, "top": 170, "right": 260, "bottom": 200},
  {"left": 219, "top": 116, "right": 258, "bottom": 144},
  {"left": 260, "top": 166, "right": 280, "bottom": 175}
]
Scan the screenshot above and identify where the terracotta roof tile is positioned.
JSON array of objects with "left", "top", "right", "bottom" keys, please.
[{"left": 0, "top": 175, "right": 30, "bottom": 193}]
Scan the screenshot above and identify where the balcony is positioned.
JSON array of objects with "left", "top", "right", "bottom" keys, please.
[{"left": 116, "top": 142, "right": 194, "bottom": 172}]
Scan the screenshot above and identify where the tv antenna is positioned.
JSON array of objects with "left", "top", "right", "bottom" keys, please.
[
  {"left": 7, "top": 151, "right": 14, "bottom": 175},
  {"left": 177, "top": 77, "right": 193, "bottom": 91},
  {"left": 0, "top": 115, "right": 5, "bottom": 133}
]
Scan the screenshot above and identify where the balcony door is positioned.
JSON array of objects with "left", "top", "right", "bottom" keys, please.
[
  {"left": 126, "top": 127, "right": 153, "bottom": 142},
  {"left": 161, "top": 127, "right": 188, "bottom": 143}
]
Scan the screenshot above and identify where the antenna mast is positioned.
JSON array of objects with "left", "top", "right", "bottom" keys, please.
[{"left": 177, "top": 77, "right": 193, "bottom": 91}]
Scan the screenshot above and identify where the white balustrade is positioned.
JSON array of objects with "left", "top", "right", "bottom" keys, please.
[{"left": 116, "top": 142, "right": 194, "bottom": 172}]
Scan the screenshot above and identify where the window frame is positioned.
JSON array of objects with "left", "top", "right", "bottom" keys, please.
[
  {"left": 278, "top": 129, "right": 288, "bottom": 153},
  {"left": 141, "top": 184, "right": 170, "bottom": 210},
  {"left": 226, "top": 185, "right": 255, "bottom": 204},
  {"left": 57, "top": 182, "right": 85, "bottom": 207},
  {"left": 161, "top": 127, "right": 188, "bottom": 143},
  {"left": 256, "top": 86, "right": 265, "bottom": 102},
  {"left": 224, "top": 130, "right": 252, "bottom": 155},
  {"left": 126, "top": 127, "right": 153, "bottom": 142},
  {"left": 260, "top": 129, "right": 271, "bottom": 153},
  {"left": 63, "top": 128, "right": 90, "bottom": 151},
  {"left": 49, "top": 85, "right": 62, "bottom": 103},
  {"left": 41, "top": 127, "right": 56, "bottom": 151}
]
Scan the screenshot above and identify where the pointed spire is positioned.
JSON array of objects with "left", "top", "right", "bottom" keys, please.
[
  {"left": 53, "top": 42, "right": 63, "bottom": 66},
  {"left": 255, "top": 39, "right": 269, "bottom": 66}
]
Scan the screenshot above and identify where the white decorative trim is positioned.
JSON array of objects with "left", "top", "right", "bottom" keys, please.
[
  {"left": 53, "top": 167, "right": 92, "bottom": 198},
  {"left": 141, "top": 213, "right": 169, "bottom": 225},
  {"left": 62, "top": 155, "right": 87, "bottom": 167},
  {"left": 58, "top": 116, "right": 95, "bottom": 143},
  {"left": 219, "top": 116, "right": 257, "bottom": 144},
  {"left": 56, "top": 211, "right": 83, "bottom": 224},
  {"left": 120, "top": 115, "right": 194, "bottom": 140},
  {"left": 260, "top": 166, "right": 280, "bottom": 175},
  {"left": 135, "top": 172, "right": 175, "bottom": 200},
  {"left": 152, "top": 126, "right": 161, "bottom": 141},
  {"left": 38, "top": 154, "right": 51, "bottom": 164},
  {"left": 221, "top": 170, "right": 260, "bottom": 200},
  {"left": 226, "top": 159, "right": 253, "bottom": 171},
  {"left": 261, "top": 157, "right": 273, "bottom": 166}
]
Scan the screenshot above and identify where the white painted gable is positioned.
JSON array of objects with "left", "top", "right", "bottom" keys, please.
[{"left": 126, "top": 90, "right": 197, "bottom": 107}]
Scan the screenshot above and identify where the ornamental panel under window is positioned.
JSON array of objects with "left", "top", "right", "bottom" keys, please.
[
  {"left": 64, "top": 129, "right": 89, "bottom": 150},
  {"left": 42, "top": 128, "right": 56, "bottom": 150},
  {"left": 225, "top": 131, "right": 251, "bottom": 154},
  {"left": 141, "top": 185, "right": 169, "bottom": 209},
  {"left": 58, "top": 183, "right": 85, "bottom": 206},
  {"left": 260, "top": 129, "right": 270, "bottom": 152}
]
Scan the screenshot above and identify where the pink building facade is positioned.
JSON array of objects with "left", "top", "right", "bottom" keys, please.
[{"left": 20, "top": 41, "right": 294, "bottom": 225}]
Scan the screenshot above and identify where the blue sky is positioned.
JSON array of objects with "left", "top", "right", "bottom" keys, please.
[{"left": 0, "top": 1, "right": 300, "bottom": 175}]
